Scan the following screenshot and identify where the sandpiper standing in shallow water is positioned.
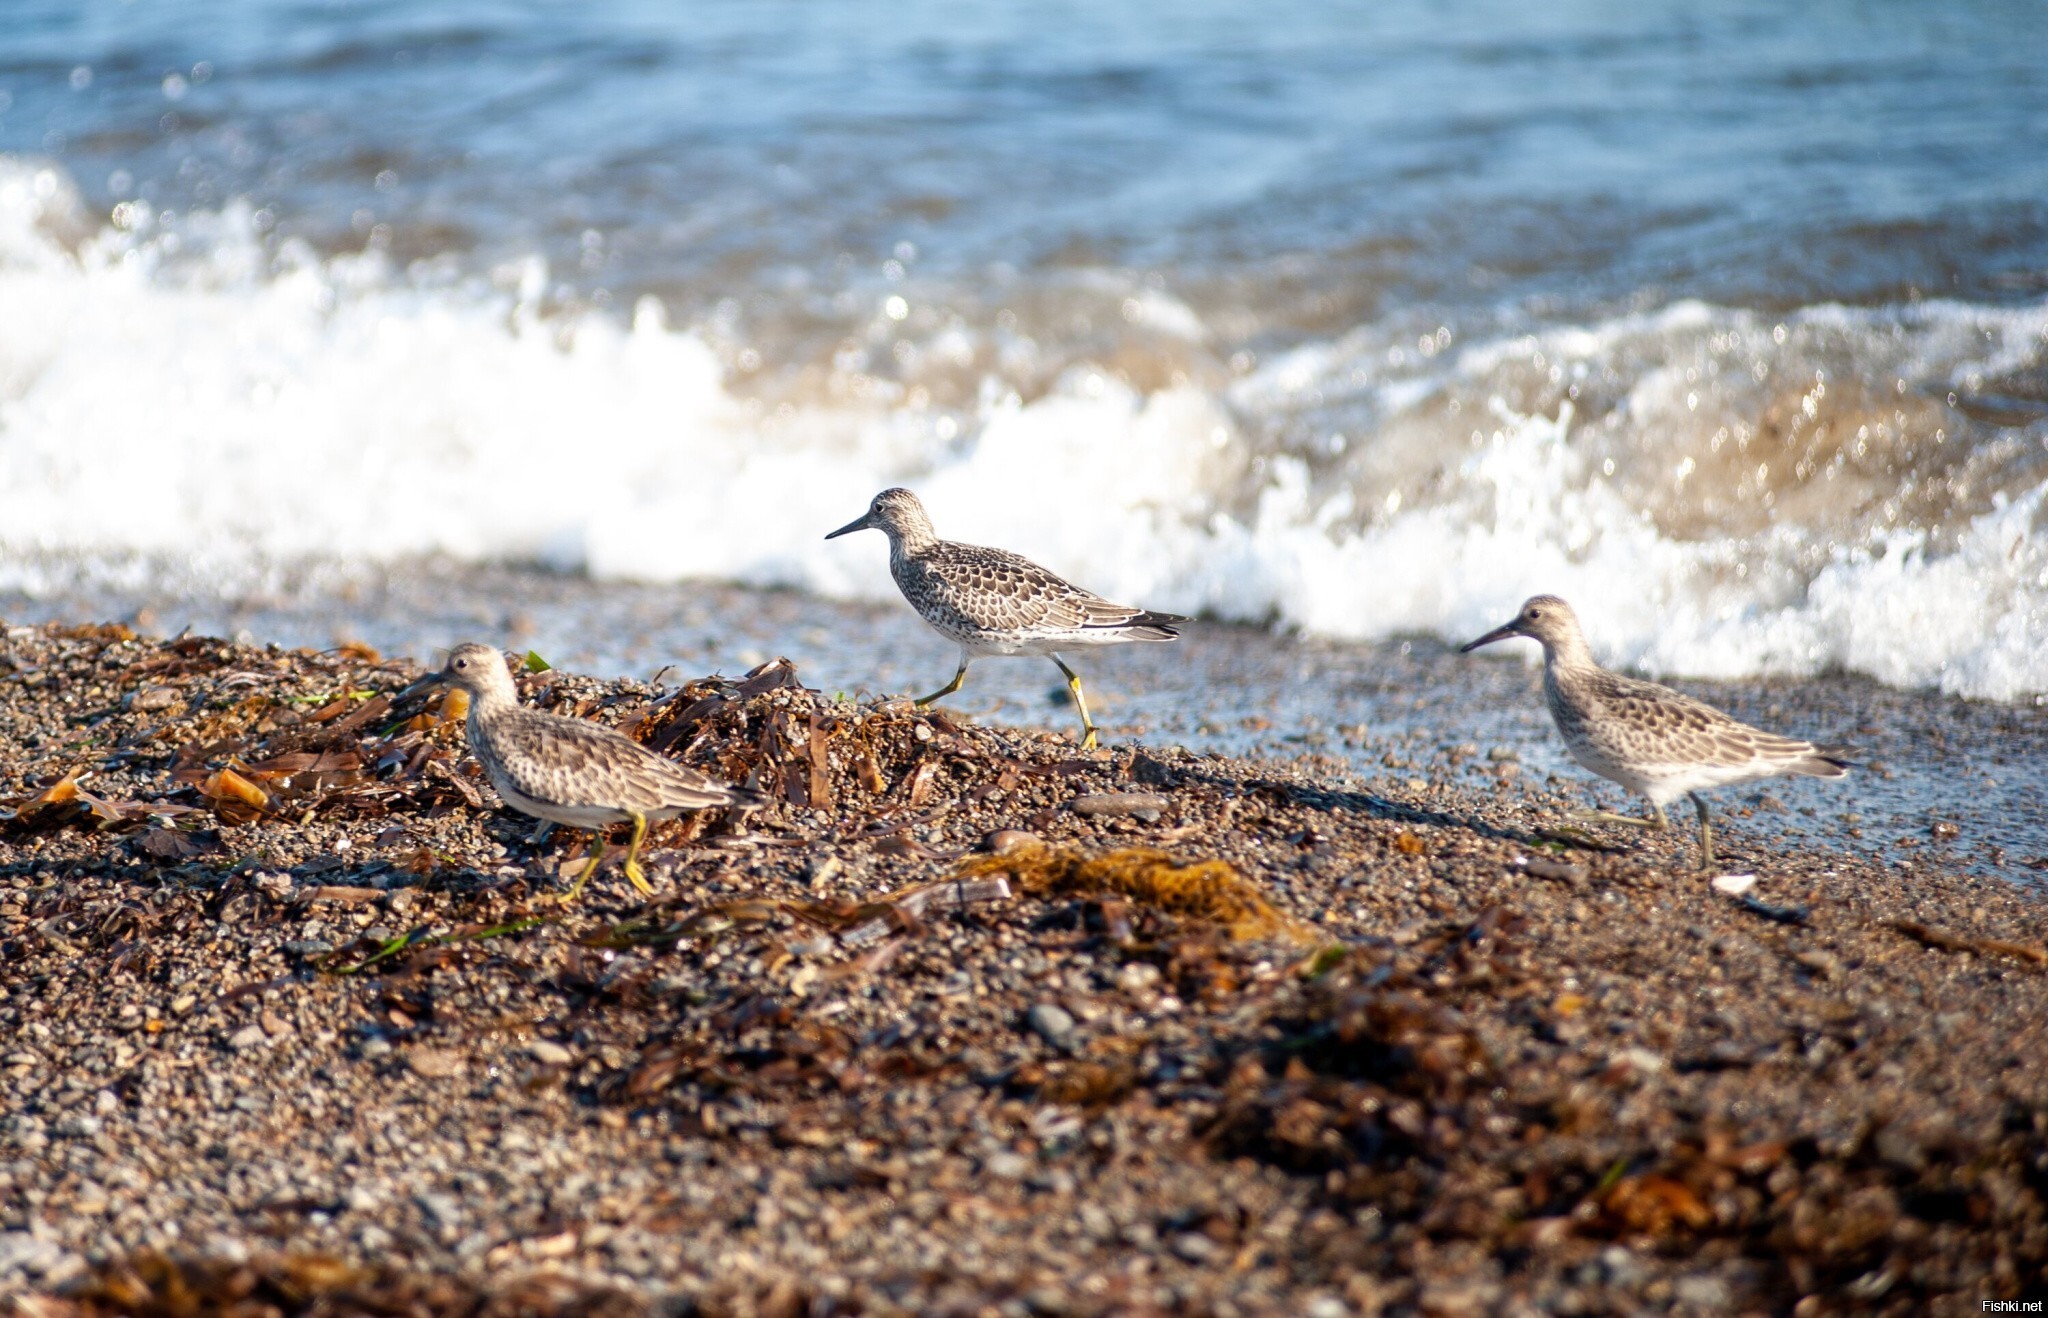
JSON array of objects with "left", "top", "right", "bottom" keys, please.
[
  {"left": 406, "top": 644, "right": 762, "bottom": 901},
  {"left": 826, "top": 488, "right": 1187, "bottom": 750},
  {"left": 1461, "top": 595, "right": 1851, "bottom": 869}
]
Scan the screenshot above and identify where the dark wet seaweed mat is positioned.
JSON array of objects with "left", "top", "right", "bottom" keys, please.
[{"left": 0, "top": 621, "right": 2044, "bottom": 1314}]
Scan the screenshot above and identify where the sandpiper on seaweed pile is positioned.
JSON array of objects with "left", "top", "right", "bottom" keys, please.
[{"left": 0, "top": 620, "right": 2045, "bottom": 1313}]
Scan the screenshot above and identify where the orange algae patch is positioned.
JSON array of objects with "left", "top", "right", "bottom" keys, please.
[{"left": 954, "top": 842, "right": 1321, "bottom": 945}]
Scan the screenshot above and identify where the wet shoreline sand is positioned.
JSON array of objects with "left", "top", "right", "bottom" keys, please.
[
  {"left": 5, "top": 562, "right": 2045, "bottom": 877},
  {"left": 1, "top": 621, "right": 2045, "bottom": 1311}
]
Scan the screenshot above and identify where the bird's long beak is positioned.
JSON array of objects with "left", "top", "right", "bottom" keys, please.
[
  {"left": 395, "top": 669, "right": 448, "bottom": 702},
  {"left": 1459, "top": 620, "right": 1524, "bottom": 653},
  {"left": 824, "top": 511, "right": 872, "bottom": 540}
]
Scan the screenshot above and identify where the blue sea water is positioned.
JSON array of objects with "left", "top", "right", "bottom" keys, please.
[
  {"left": 1, "top": 0, "right": 2047, "bottom": 701},
  {"left": 8, "top": 0, "right": 2047, "bottom": 315}
]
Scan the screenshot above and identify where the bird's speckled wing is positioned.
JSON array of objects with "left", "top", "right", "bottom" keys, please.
[
  {"left": 473, "top": 709, "right": 745, "bottom": 813},
  {"left": 903, "top": 541, "right": 1181, "bottom": 637},
  {"left": 1568, "top": 669, "right": 1827, "bottom": 770}
]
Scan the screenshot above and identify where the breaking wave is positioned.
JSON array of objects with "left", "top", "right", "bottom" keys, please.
[{"left": 3, "top": 156, "right": 2047, "bottom": 700}]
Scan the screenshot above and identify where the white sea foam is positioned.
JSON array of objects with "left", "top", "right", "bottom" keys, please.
[{"left": 3, "top": 156, "right": 2047, "bottom": 700}]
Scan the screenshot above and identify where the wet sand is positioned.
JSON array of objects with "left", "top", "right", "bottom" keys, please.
[{"left": 1, "top": 620, "right": 2045, "bottom": 1312}]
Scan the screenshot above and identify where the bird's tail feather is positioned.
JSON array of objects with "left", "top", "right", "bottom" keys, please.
[
  {"left": 1787, "top": 750, "right": 1855, "bottom": 778},
  {"left": 1088, "top": 609, "right": 1187, "bottom": 640}
]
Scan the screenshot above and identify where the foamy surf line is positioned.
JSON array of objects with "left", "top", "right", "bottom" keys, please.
[{"left": 3, "top": 156, "right": 2047, "bottom": 701}]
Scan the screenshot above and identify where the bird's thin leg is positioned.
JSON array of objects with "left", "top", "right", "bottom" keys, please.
[
  {"left": 620, "top": 811, "right": 656, "bottom": 896},
  {"left": 557, "top": 830, "right": 607, "bottom": 903},
  {"left": 1052, "top": 654, "right": 1098, "bottom": 751},
  {"left": 528, "top": 820, "right": 555, "bottom": 846},
  {"left": 1690, "top": 793, "right": 1716, "bottom": 871},
  {"left": 1570, "top": 802, "right": 1667, "bottom": 830},
  {"left": 914, "top": 655, "right": 969, "bottom": 707}
]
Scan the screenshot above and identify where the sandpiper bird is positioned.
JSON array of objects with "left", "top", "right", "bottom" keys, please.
[
  {"left": 1461, "top": 595, "right": 1851, "bottom": 869},
  {"left": 405, "top": 644, "right": 761, "bottom": 901},
  {"left": 825, "top": 488, "right": 1186, "bottom": 750}
]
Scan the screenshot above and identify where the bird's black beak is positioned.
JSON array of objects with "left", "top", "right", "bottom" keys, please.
[
  {"left": 824, "top": 511, "right": 872, "bottom": 540},
  {"left": 395, "top": 669, "right": 448, "bottom": 703},
  {"left": 1459, "top": 620, "right": 1524, "bottom": 653}
]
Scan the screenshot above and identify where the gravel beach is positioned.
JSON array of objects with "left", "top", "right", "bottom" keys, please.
[{"left": 2, "top": 621, "right": 2045, "bottom": 1314}]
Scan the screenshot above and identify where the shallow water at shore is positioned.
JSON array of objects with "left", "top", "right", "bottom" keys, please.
[{"left": 4, "top": 559, "right": 2040, "bottom": 879}]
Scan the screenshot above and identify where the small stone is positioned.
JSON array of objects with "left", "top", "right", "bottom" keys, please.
[
  {"left": 1874, "top": 1126, "right": 1927, "bottom": 1172},
  {"left": 1674, "top": 1275, "right": 1731, "bottom": 1308},
  {"left": 1487, "top": 745, "right": 1518, "bottom": 762},
  {"left": 407, "top": 1047, "right": 464, "bottom": 1078},
  {"left": 1601, "top": 1245, "right": 1650, "bottom": 1288},
  {"left": 1116, "top": 962, "right": 1162, "bottom": 994},
  {"left": 1171, "top": 1233, "right": 1217, "bottom": 1262},
  {"left": 227, "top": 1024, "right": 269, "bottom": 1051},
  {"left": 1521, "top": 856, "right": 1586, "bottom": 885},
  {"left": 983, "top": 1152, "right": 1030, "bottom": 1179},
  {"left": 1071, "top": 792, "right": 1169, "bottom": 821},
  {"left": 131, "top": 685, "right": 181, "bottom": 712},
  {"left": 1418, "top": 1278, "right": 1502, "bottom": 1314},
  {"left": 1711, "top": 872, "right": 1758, "bottom": 896},
  {"left": 416, "top": 1191, "right": 464, "bottom": 1231},
  {"left": 984, "top": 829, "right": 1038, "bottom": 854},
  {"left": 1793, "top": 949, "right": 1842, "bottom": 980},
  {"left": 39, "top": 1252, "right": 86, "bottom": 1289},
  {"left": 527, "top": 1040, "right": 574, "bottom": 1067},
  {"left": 1607, "top": 1047, "right": 1666, "bottom": 1078},
  {"left": 1026, "top": 1003, "right": 1076, "bottom": 1049},
  {"left": 0, "top": 1232, "right": 62, "bottom": 1276}
]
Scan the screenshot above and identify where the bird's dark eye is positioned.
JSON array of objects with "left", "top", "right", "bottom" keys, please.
[{"left": 1528, "top": 608, "right": 1543, "bottom": 619}]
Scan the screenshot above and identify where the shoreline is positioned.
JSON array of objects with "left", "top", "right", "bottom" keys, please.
[
  {"left": 4, "top": 564, "right": 2045, "bottom": 880},
  {"left": 1, "top": 622, "right": 2045, "bottom": 1310}
]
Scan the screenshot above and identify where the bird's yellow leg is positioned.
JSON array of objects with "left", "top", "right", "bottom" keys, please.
[
  {"left": 1052, "top": 655, "right": 1098, "bottom": 751},
  {"left": 1690, "top": 793, "right": 1716, "bottom": 870},
  {"left": 556, "top": 830, "right": 607, "bottom": 903},
  {"left": 620, "top": 811, "right": 656, "bottom": 896},
  {"left": 914, "top": 657, "right": 969, "bottom": 707},
  {"left": 1570, "top": 803, "right": 1668, "bottom": 830}
]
